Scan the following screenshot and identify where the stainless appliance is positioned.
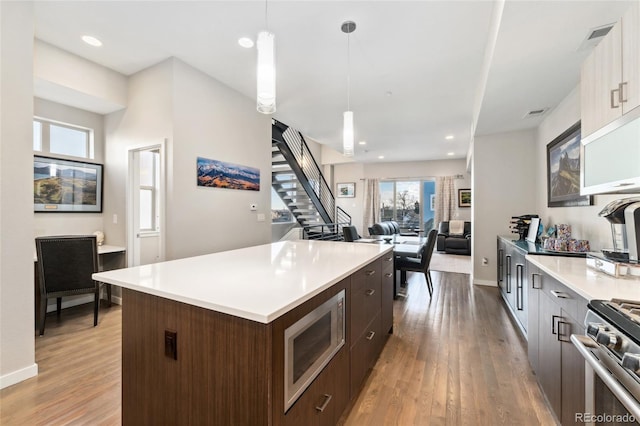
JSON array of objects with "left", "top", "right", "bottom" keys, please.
[
  {"left": 599, "top": 198, "right": 640, "bottom": 263},
  {"left": 284, "top": 289, "right": 345, "bottom": 412},
  {"left": 571, "top": 300, "right": 640, "bottom": 424}
]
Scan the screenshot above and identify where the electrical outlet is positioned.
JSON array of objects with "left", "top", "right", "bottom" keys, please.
[
  {"left": 482, "top": 257, "right": 489, "bottom": 266},
  {"left": 257, "top": 213, "right": 265, "bottom": 222}
]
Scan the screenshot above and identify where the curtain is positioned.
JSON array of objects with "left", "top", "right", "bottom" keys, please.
[
  {"left": 434, "top": 176, "right": 455, "bottom": 226},
  {"left": 362, "top": 179, "right": 380, "bottom": 235}
]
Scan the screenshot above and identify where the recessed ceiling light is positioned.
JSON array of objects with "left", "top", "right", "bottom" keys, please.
[
  {"left": 358, "top": 141, "right": 367, "bottom": 145},
  {"left": 385, "top": 91, "right": 393, "bottom": 97},
  {"left": 81, "top": 35, "right": 102, "bottom": 47},
  {"left": 447, "top": 152, "right": 454, "bottom": 156},
  {"left": 238, "top": 37, "right": 254, "bottom": 48},
  {"left": 378, "top": 155, "right": 385, "bottom": 159},
  {"left": 445, "top": 135, "right": 454, "bottom": 140}
]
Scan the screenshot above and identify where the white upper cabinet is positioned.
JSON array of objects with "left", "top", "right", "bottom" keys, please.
[{"left": 581, "top": 2, "right": 640, "bottom": 138}]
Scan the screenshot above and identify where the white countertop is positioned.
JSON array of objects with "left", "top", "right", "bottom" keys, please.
[
  {"left": 526, "top": 254, "right": 640, "bottom": 301},
  {"left": 93, "top": 240, "right": 393, "bottom": 324}
]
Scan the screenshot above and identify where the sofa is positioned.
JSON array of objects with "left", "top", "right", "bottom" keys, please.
[
  {"left": 436, "top": 221, "right": 471, "bottom": 255},
  {"left": 368, "top": 220, "right": 418, "bottom": 237}
]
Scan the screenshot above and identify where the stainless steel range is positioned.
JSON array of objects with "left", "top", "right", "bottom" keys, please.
[{"left": 572, "top": 299, "right": 640, "bottom": 424}]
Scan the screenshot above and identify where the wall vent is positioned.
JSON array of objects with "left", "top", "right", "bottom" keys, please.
[
  {"left": 523, "top": 108, "right": 548, "bottom": 119},
  {"left": 577, "top": 23, "right": 614, "bottom": 51}
]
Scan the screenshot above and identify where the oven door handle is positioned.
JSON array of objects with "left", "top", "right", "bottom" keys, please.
[{"left": 571, "top": 334, "right": 640, "bottom": 420}]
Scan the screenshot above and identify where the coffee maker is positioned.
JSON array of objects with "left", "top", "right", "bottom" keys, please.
[{"left": 599, "top": 197, "right": 640, "bottom": 262}]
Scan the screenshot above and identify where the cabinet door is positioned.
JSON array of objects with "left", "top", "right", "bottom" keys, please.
[
  {"left": 622, "top": 1, "right": 640, "bottom": 113},
  {"left": 504, "top": 248, "right": 517, "bottom": 310},
  {"left": 537, "top": 291, "right": 562, "bottom": 420},
  {"left": 527, "top": 263, "right": 541, "bottom": 374},
  {"left": 497, "top": 239, "right": 506, "bottom": 294},
  {"left": 381, "top": 255, "right": 394, "bottom": 335},
  {"left": 513, "top": 250, "right": 527, "bottom": 331},
  {"left": 559, "top": 313, "right": 586, "bottom": 426},
  {"left": 581, "top": 21, "right": 623, "bottom": 137}
]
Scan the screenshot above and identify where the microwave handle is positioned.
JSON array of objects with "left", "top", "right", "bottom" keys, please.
[{"left": 571, "top": 334, "right": 640, "bottom": 420}]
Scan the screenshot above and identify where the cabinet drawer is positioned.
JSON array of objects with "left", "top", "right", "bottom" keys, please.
[
  {"left": 381, "top": 254, "right": 394, "bottom": 275},
  {"left": 536, "top": 270, "right": 587, "bottom": 323},
  {"left": 350, "top": 313, "right": 382, "bottom": 397},
  {"left": 350, "top": 262, "right": 382, "bottom": 341},
  {"left": 283, "top": 347, "right": 349, "bottom": 426}
]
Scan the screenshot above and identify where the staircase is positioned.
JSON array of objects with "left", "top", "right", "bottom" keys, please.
[{"left": 272, "top": 119, "right": 350, "bottom": 241}]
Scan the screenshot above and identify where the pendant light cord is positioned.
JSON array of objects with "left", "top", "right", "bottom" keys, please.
[{"left": 347, "top": 32, "right": 351, "bottom": 111}]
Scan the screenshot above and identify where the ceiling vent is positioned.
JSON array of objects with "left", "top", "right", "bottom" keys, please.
[
  {"left": 523, "top": 108, "right": 548, "bottom": 119},
  {"left": 577, "top": 23, "right": 614, "bottom": 51}
]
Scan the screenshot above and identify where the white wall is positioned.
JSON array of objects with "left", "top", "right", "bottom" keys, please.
[
  {"left": 536, "top": 86, "right": 640, "bottom": 251},
  {"left": 33, "top": 98, "right": 105, "bottom": 238},
  {"left": 34, "top": 40, "right": 127, "bottom": 114},
  {"left": 105, "top": 58, "right": 271, "bottom": 261},
  {"left": 332, "top": 159, "right": 471, "bottom": 236},
  {"left": 0, "top": 1, "right": 37, "bottom": 389},
  {"left": 170, "top": 59, "right": 271, "bottom": 258},
  {"left": 473, "top": 128, "right": 537, "bottom": 285}
]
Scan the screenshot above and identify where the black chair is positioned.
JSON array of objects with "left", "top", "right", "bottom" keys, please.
[
  {"left": 396, "top": 228, "right": 438, "bottom": 297},
  {"left": 35, "top": 235, "right": 101, "bottom": 335},
  {"left": 436, "top": 221, "right": 471, "bottom": 255},
  {"left": 343, "top": 226, "right": 360, "bottom": 242}
]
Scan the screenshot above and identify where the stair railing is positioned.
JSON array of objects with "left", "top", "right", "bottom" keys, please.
[{"left": 273, "top": 119, "right": 336, "bottom": 224}]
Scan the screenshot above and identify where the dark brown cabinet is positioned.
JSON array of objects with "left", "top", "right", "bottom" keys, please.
[
  {"left": 496, "top": 237, "right": 528, "bottom": 333},
  {"left": 121, "top": 255, "right": 393, "bottom": 425},
  {"left": 527, "top": 263, "right": 586, "bottom": 425}
]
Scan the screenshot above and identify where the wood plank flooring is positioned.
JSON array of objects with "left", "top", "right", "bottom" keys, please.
[{"left": 0, "top": 272, "right": 556, "bottom": 425}]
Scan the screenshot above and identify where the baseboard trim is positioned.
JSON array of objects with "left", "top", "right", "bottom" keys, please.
[
  {"left": 0, "top": 363, "right": 38, "bottom": 389},
  {"left": 473, "top": 279, "right": 497, "bottom": 287},
  {"left": 112, "top": 295, "right": 122, "bottom": 305}
]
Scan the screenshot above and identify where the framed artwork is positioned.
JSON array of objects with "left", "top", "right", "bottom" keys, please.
[
  {"left": 458, "top": 189, "right": 471, "bottom": 208},
  {"left": 336, "top": 182, "right": 355, "bottom": 198},
  {"left": 34, "top": 156, "right": 103, "bottom": 212},
  {"left": 546, "top": 121, "right": 593, "bottom": 207},
  {"left": 197, "top": 156, "right": 260, "bottom": 191}
]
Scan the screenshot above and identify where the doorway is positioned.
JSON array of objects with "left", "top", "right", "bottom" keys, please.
[{"left": 127, "top": 144, "right": 165, "bottom": 266}]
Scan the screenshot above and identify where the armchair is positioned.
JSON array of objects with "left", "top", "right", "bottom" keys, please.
[{"left": 436, "top": 221, "right": 471, "bottom": 255}]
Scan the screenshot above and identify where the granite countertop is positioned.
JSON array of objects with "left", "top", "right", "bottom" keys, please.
[
  {"left": 93, "top": 240, "right": 393, "bottom": 324},
  {"left": 526, "top": 254, "right": 640, "bottom": 302}
]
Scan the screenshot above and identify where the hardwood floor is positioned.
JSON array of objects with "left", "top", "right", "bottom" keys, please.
[{"left": 1, "top": 272, "right": 556, "bottom": 425}]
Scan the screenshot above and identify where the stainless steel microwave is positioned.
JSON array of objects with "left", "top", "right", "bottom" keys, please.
[{"left": 284, "top": 289, "right": 345, "bottom": 412}]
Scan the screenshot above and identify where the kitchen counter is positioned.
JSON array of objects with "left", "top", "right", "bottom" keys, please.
[
  {"left": 526, "top": 254, "right": 640, "bottom": 302},
  {"left": 498, "top": 235, "right": 586, "bottom": 257},
  {"left": 93, "top": 240, "right": 393, "bottom": 323}
]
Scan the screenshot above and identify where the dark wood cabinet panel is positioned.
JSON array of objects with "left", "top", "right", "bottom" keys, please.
[
  {"left": 381, "top": 254, "right": 394, "bottom": 335},
  {"left": 527, "top": 264, "right": 541, "bottom": 374},
  {"left": 538, "top": 290, "right": 562, "bottom": 420},
  {"left": 560, "top": 314, "right": 585, "bottom": 426},
  {"left": 122, "top": 256, "right": 391, "bottom": 425}
]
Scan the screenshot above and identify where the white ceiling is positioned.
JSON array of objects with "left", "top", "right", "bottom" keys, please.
[{"left": 32, "top": 1, "right": 634, "bottom": 163}]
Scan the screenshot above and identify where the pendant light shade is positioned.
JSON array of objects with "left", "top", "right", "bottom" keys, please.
[
  {"left": 343, "top": 111, "right": 354, "bottom": 157},
  {"left": 257, "top": 31, "right": 276, "bottom": 114},
  {"left": 342, "top": 21, "right": 356, "bottom": 157}
]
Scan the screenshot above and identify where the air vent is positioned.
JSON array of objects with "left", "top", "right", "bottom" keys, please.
[
  {"left": 577, "top": 23, "right": 615, "bottom": 51},
  {"left": 523, "top": 108, "right": 548, "bottom": 119}
]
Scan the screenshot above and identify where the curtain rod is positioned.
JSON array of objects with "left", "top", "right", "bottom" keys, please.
[{"left": 359, "top": 174, "right": 465, "bottom": 181}]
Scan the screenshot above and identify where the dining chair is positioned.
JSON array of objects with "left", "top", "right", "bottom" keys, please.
[
  {"left": 342, "top": 225, "right": 360, "bottom": 242},
  {"left": 395, "top": 228, "right": 438, "bottom": 297},
  {"left": 35, "top": 235, "right": 101, "bottom": 335}
]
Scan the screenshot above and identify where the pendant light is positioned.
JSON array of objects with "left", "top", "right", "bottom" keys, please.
[
  {"left": 342, "top": 21, "right": 356, "bottom": 156},
  {"left": 257, "top": 1, "right": 276, "bottom": 114}
]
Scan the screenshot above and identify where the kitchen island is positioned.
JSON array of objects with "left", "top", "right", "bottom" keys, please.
[{"left": 93, "top": 240, "right": 395, "bottom": 425}]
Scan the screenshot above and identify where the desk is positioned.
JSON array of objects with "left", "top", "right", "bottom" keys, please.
[{"left": 34, "top": 245, "right": 126, "bottom": 328}]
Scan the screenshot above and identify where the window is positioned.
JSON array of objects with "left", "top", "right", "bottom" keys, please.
[
  {"left": 139, "top": 150, "right": 160, "bottom": 233},
  {"left": 380, "top": 180, "right": 436, "bottom": 231},
  {"left": 271, "top": 187, "right": 294, "bottom": 223},
  {"left": 33, "top": 118, "right": 94, "bottom": 159}
]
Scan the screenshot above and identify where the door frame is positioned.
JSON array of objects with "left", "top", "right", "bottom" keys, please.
[{"left": 126, "top": 142, "right": 166, "bottom": 267}]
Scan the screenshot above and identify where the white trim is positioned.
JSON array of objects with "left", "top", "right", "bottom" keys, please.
[
  {"left": 0, "top": 363, "right": 38, "bottom": 390},
  {"left": 473, "top": 279, "right": 497, "bottom": 287}
]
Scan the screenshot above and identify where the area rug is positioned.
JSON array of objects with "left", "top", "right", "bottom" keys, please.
[{"left": 429, "top": 251, "right": 472, "bottom": 275}]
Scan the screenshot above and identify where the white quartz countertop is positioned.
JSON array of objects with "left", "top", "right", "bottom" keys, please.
[
  {"left": 93, "top": 240, "right": 393, "bottom": 324},
  {"left": 526, "top": 254, "right": 640, "bottom": 302}
]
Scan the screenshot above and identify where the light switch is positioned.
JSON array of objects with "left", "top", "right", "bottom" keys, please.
[
  {"left": 113, "top": 214, "right": 118, "bottom": 224},
  {"left": 257, "top": 213, "right": 265, "bottom": 222}
]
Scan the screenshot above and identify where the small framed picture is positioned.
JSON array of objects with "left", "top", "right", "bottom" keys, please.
[
  {"left": 458, "top": 189, "right": 471, "bottom": 208},
  {"left": 336, "top": 182, "right": 355, "bottom": 198}
]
